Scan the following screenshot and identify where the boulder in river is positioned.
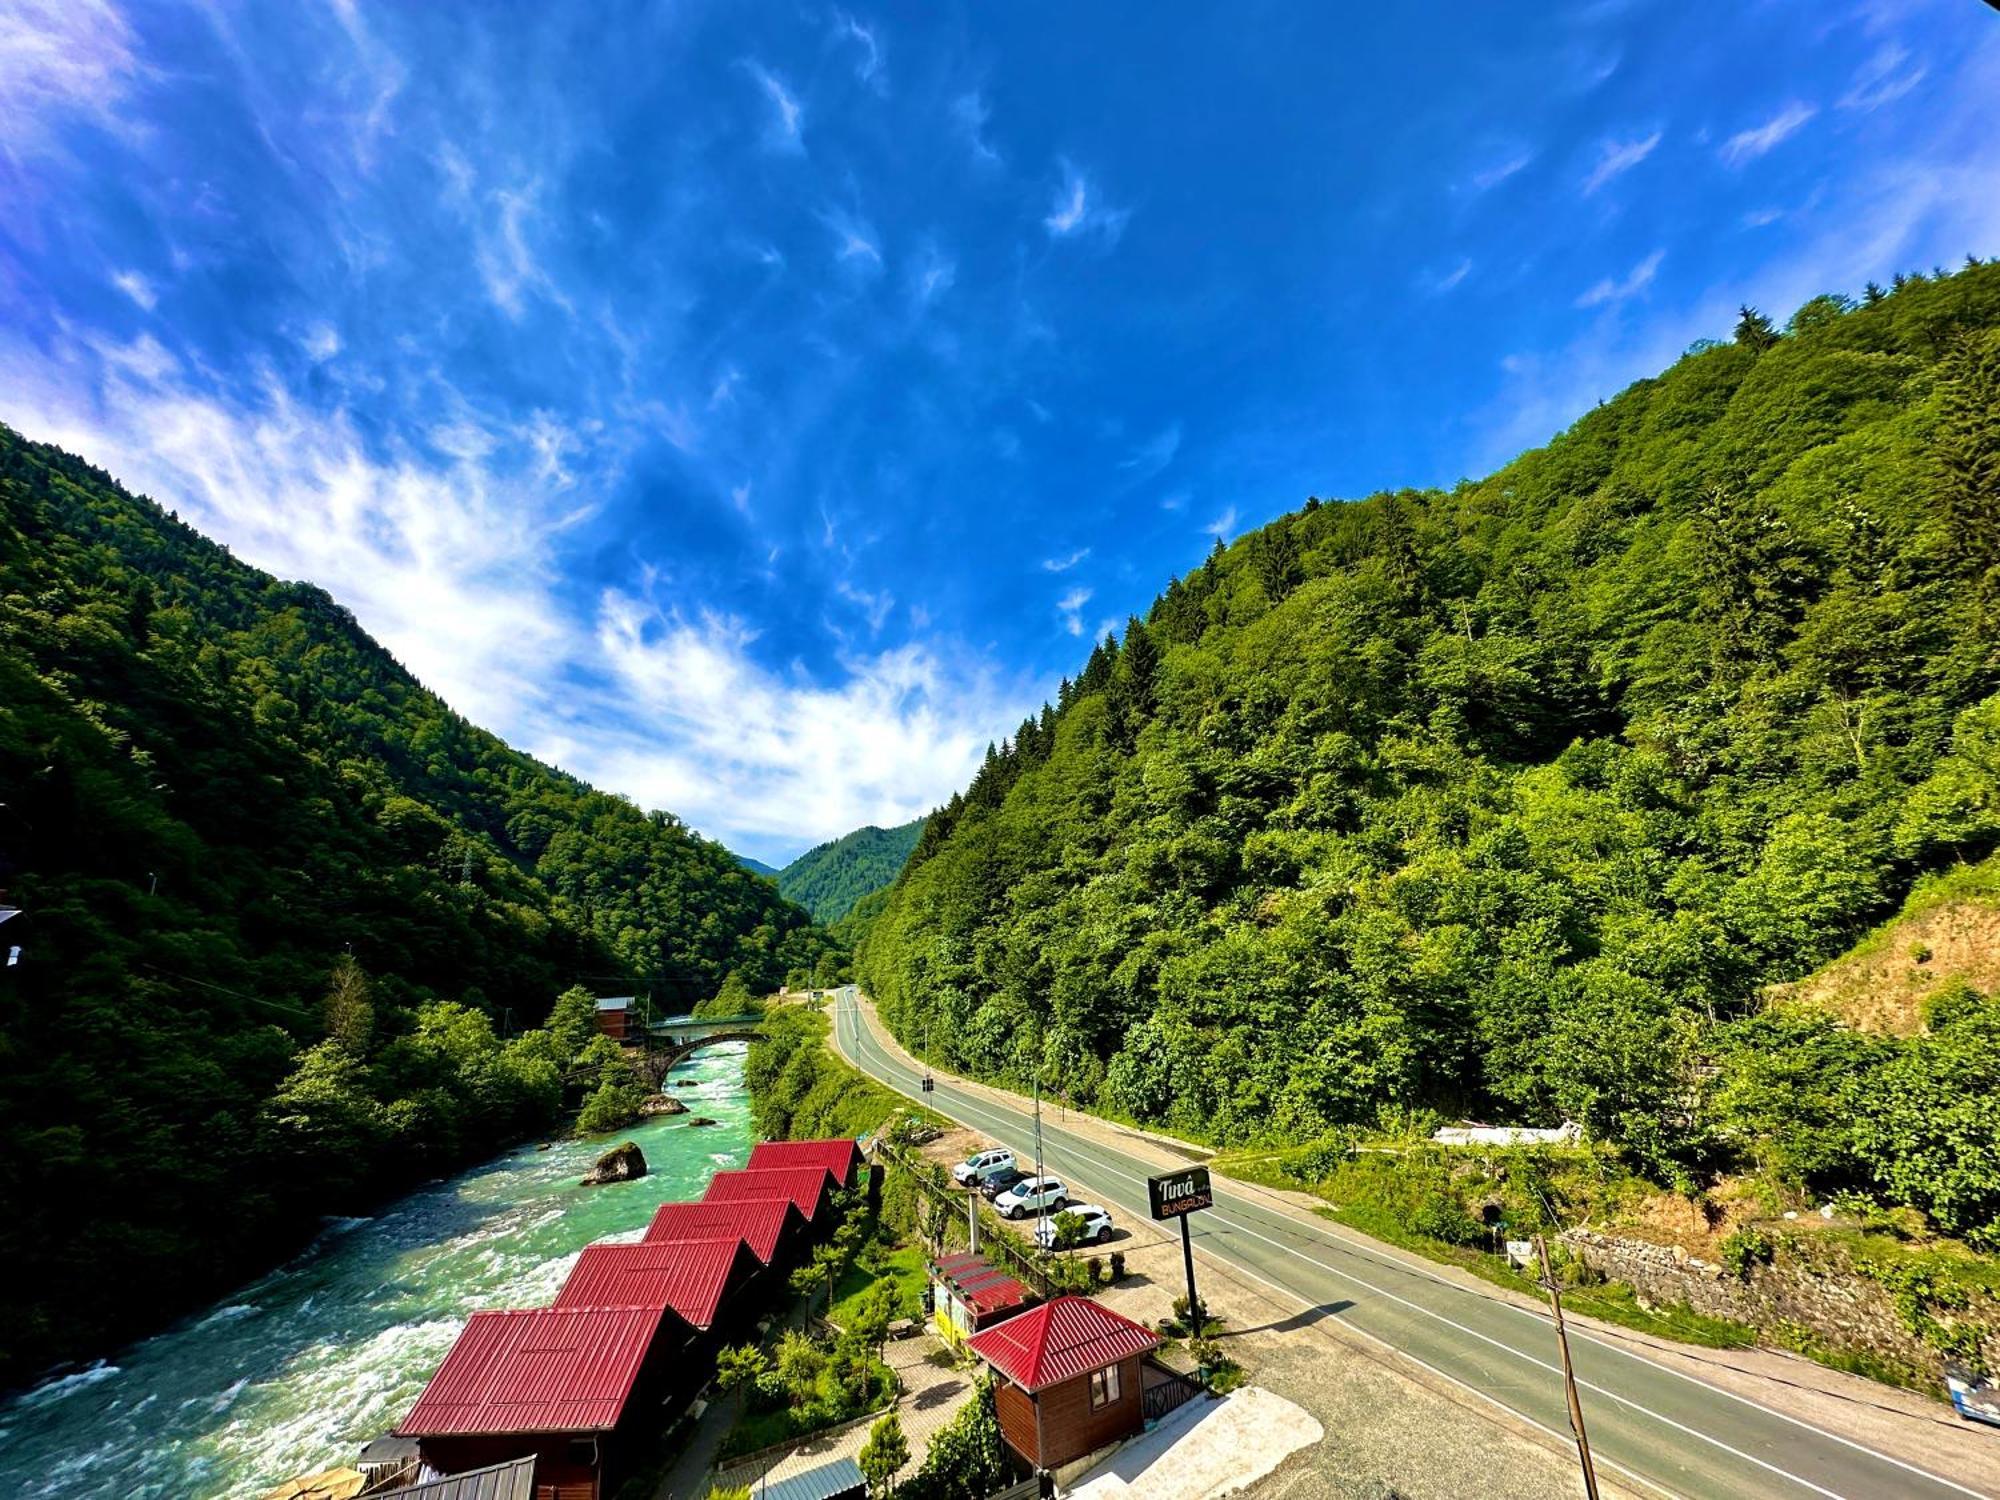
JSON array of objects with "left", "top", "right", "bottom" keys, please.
[
  {"left": 673, "top": 1079, "right": 700, "bottom": 1088},
  {"left": 579, "top": 1140, "right": 648, "bottom": 1185},
  {"left": 686, "top": 1116, "right": 719, "bottom": 1128},
  {"left": 638, "top": 1093, "right": 687, "bottom": 1118}
]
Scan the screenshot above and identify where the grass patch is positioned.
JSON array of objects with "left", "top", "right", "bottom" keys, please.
[
  {"left": 830, "top": 1243, "right": 927, "bottom": 1328},
  {"left": 717, "top": 1377, "right": 895, "bottom": 1462}
]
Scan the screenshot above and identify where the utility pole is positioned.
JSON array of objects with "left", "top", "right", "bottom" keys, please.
[
  {"left": 1033, "top": 1071, "right": 1046, "bottom": 1243},
  {"left": 1534, "top": 1235, "right": 1602, "bottom": 1500}
]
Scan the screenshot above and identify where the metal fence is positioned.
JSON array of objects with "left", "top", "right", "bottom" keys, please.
[{"left": 1140, "top": 1366, "right": 1207, "bottom": 1424}]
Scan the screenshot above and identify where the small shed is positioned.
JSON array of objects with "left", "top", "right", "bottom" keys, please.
[
  {"left": 929, "top": 1252, "right": 1033, "bottom": 1345},
  {"left": 966, "top": 1296, "right": 1160, "bottom": 1472},
  {"left": 755, "top": 1455, "right": 867, "bottom": 1500},
  {"left": 593, "top": 996, "right": 636, "bottom": 1041}
]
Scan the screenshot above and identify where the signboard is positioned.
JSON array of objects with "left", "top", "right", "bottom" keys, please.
[{"left": 1147, "top": 1165, "right": 1212, "bottom": 1221}]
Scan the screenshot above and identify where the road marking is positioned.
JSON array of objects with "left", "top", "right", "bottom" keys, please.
[{"left": 834, "top": 999, "right": 1992, "bottom": 1500}]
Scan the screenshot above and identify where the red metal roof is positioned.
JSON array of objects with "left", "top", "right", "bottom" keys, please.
[
  {"left": 966, "top": 1296, "right": 1160, "bottom": 1393},
  {"left": 645, "top": 1197, "right": 796, "bottom": 1265},
  {"left": 553, "top": 1237, "right": 756, "bottom": 1329},
  {"left": 703, "top": 1165, "right": 833, "bottom": 1221},
  {"left": 398, "top": 1306, "right": 667, "bottom": 1437},
  {"left": 747, "top": 1138, "right": 863, "bottom": 1187}
]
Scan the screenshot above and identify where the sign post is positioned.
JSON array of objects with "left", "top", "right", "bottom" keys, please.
[{"left": 1147, "top": 1166, "right": 1213, "bottom": 1331}]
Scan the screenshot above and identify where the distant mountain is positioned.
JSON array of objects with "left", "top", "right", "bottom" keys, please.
[
  {"left": 738, "top": 852, "right": 782, "bottom": 878},
  {"left": 778, "top": 818, "right": 926, "bottom": 922}
]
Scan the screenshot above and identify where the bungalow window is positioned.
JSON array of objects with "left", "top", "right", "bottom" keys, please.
[{"left": 1089, "top": 1364, "right": 1122, "bottom": 1409}]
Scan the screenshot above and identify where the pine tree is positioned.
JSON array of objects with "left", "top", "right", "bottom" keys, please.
[
  {"left": 1934, "top": 330, "right": 2000, "bottom": 578},
  {"left": 1734, "top": 304, "right": 1780, "bottom": 351}
]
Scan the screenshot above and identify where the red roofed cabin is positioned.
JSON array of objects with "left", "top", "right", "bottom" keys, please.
[
  {"left": 592, "top": 997, "right": 635, "bottom": 1042},
  {"left": 644, "top": 1196, "right": 799, "bottom": 1269},
  {"left": 966, "top": 1296, "right": 1161, "bottom": 1472},
  {"left": 397, "top": 1304, "right": 686, "bottom": 1500},
  {"left": 746, "top": 1137, "right": 864, "bottom": 1191},
  {"left": 554, "top": 1236, "right": 763, "bottom": 1344},
  {"left": 702, "top": 1165, "right": 835, "bottom": 1227}
]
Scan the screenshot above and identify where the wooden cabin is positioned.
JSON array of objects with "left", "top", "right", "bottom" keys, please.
[
  {"left": 702, "top": 1165, "right": 836, "bottom": 1228},
  {"left": 553, "top": 1235, "right": 763, "bottom": 1344},
  {"left": 746, "top": 1137, "right": 865, "bottom": 1192},
  {"left": 965, "top": 1296, "right": 1160, "bottom": 1472},
  {"left": 592, "top": 996, "right": 635, "bottom": 1042},
  {"left": 397, "top": 1305, "right": 689, "bottom": 1500},
  {"left": 928, "top": 1251, "right": 1033, "bottom": 1345},
  {"left": 644, "top": 1196, "right": 801, "bottom": 1270}
]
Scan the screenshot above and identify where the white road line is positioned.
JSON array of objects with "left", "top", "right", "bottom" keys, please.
[{"left": 835, "top": 1000, "right": 1992, "bottom": 1500}]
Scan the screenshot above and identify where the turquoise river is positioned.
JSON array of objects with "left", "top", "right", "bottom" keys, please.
[{"left": 0, "top": 1042, "right": 753, "bottom": 1500}]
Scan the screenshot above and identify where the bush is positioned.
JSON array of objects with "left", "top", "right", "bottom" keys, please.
[
  {"left": 1409, "top": 1191, "right": 1484, "bottom": 1246},
  {"left": 575, "top": 1078, "right": 641, "bottom": 1134},
  {"left": 1718, "top": 1228, "right": 1775, "bottom": 1278},
  {"left": 1108, "top": 1250, "right": 1126, "bottom": 1282}
]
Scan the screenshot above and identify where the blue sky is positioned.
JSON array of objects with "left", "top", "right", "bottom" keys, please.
[{"left": 4, "top": 0, "right": 1997, "bottom": 863}]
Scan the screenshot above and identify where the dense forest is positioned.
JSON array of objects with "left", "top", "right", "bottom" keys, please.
[
  {"left": 0, "top": 429, "right": 838, "bottom": 1389},
  {"left": 859, "top": 263, "right": 2000, "bottom": 1251},
  {"left": 777, "top": 819, "right": 925, "bottom": 922}
]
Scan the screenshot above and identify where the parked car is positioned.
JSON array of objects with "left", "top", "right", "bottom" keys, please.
[
  {"left": 1036, "top": 1203, "right": 1114, "bottom": 1248},
  {"left": 993, "top": 1174, "right": 1068, "bottom": 1220},
  {"left": 952, "top": 1147, "right": 1016, "bottom": 1187},
  {"left": 978, "top": 1166, "right": 1028, "bottom": 1200}
]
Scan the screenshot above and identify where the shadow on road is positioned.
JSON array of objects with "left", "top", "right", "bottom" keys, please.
[{"left": 1234, "top": 1299, "right": 1353, "bottom": 1337}]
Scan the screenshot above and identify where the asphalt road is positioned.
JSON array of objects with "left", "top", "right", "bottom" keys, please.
[{"left": 831, "top": 992, "right": 1992, "bottom": 1500}]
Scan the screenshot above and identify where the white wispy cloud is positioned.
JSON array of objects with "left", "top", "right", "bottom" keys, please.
[
  {"left": 745, "top": 60, "right": 804, "bottom": 148},
  {"left": 1581, "top": 130, "right": 1662, "bottom": 195},
  {"left": 1118, "top": 423, "right": 1180, "bottom": 483},
  {"left": 911, "top": 242, "right": 955, "bottom": 304},
  {"left": 1575, "top": 248, "right": 1664, "bottom": 308},
  {"left": 836, "top": 578, "right": 895, "bottom": 632},
  {"left": 729, "top": 481, "right": 753, "bottom": 517},
  {"left": 111, "top": 268, "right": 157, "bottom": 310},
  {"left": 1203, "top": 506, "right": 1237, "bottom": 538},
  {"left": 823, "top": 207, "right": 883, "bottom": 267},
  {"left": 1842, "top": 44, "right": 1924, "bottom": 112},
  {"left": 0, "top": 332, "right": 1027, "bottom": 862},
  {"left": 952, "top": 92, "right": 1000, "bottom": 166},
  {"left": 1424, "top": 258, "right": 1473, "bottom": 295},
  {"left": 586, "top": 599, "right": 1023, "bottom": 859},
  {"left": 1042, "top": 548, "right": 1090, "bottom": 573},
  {"left": 1056, "top": 586, "right": 1093, "bottom": 636},
  {"left": 302, "top": 322, "right": 343, "bottom": 361},
  {"left": 0, "top": 0, "right": 139, "bottom": 161},
  {"left": 1721, "top": 102, "right": 1816, "bottom": 166},
  {"left": 1044, "top": 158, "right": 1128, "bottom": 243},
  {"left": 1469, "top": 150, "right": 1533, "bottom": 193},
  {"left": 834, "top": 12, "right": 883, "bottom": 89}
]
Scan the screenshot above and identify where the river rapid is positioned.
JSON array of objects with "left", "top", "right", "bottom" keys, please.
[{"left": 0, "top": 1043, "right": 753, "bottom": 1500}]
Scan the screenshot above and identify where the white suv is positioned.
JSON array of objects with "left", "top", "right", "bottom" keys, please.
[
  {"left": 994, "top": 1174, "right": 1068, "bottom": 1220},
  {"left": 952, "top": 1148, "right": 1015, "bottom": 1186},
  {"left": 1036, "top": 1203, "right": 1114, "bottom": 1248}
]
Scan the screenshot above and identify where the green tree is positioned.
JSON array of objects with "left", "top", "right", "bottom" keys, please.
[
  {"left": 715, "top": 1343, "right": 769, "bottom": 1424},
  {"left": 858, "top": 1412, "right": 910, "bottom": 1497}
]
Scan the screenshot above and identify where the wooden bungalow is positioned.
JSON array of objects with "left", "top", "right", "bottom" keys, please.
[
  {"left": 396, "top": 1304, "right": 687, "bottom": 1500},
  {"left": 965, "top": 1296, "right": 1161, "bottom": 1472},
  {"left": 745, "top": 1137, "right": 865, "bottom": 1192},
  {"left": 644, "top": 1196, "right": 801, "bottom": 1269},
  {"left": 928, "top": 1251, "right": 1034, "bottom": 1345},
  {"left": 552, "top": 1235, "right": 764, "bottom": 1343},
  {"left": 591, "top": 997, "right": 636, "bottom": 1042},
  {"left": 702, "top": 1165, "right": 836, "bottom": 1228}
]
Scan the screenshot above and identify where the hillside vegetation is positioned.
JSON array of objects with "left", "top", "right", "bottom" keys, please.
[
  {"left": 0, "top": 429, "right": 836, "bottom": 1387},
  {"left": 859, "top": 265, "right": 2000, "bottom": 1254},
  {"left": 778, "top": 819, "right": 925, "bottom": 922}
]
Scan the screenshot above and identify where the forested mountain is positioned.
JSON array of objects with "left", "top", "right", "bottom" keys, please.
[
  {"left": 778, "top": 818, "right": 925, "bottom": 922},
  {"left": 738, "top": 852, "right": 782, "bottom": 878},
  {"left": 0, "top": 429, "right": 836, "bottom": 1388},
  {"left": 859, "top": 264, "right": 2000, "bottom": 1250}
]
